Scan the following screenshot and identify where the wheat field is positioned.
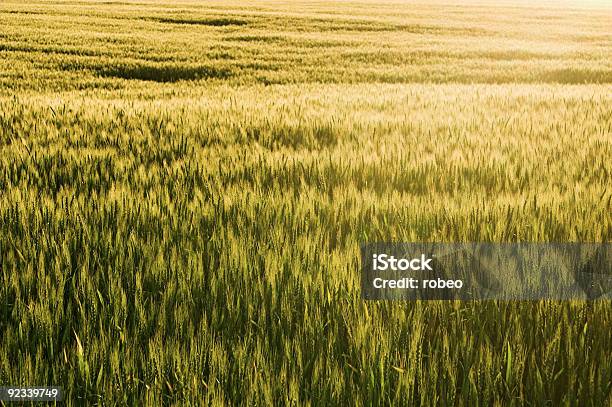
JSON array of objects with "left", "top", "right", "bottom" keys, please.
[{"left": 0, "top": 0, "right": 611, "bottom": 405}]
